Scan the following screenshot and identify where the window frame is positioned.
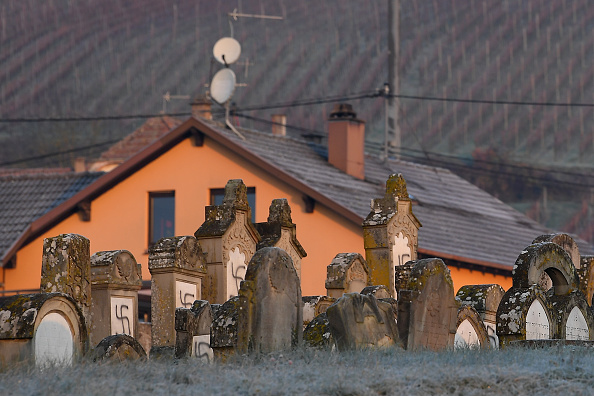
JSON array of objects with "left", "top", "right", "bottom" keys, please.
[{"left": 148, "top": 191, "right": 175, "bottom": 247}]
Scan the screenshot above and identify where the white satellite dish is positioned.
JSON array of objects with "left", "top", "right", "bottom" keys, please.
[
  {"left": 210, "top": 68, "right": 236, "bottom": 104},
  {"left": 213, "top": 37, "right": 241, "bottom": 65}
]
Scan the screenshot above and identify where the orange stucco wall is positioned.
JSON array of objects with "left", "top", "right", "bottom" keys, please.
[
  {"left": 449, "top": 266, "right": 512, "bottom": 295},
  {"left": 4, "top": 135, "right": 512, "bottom": 296}
]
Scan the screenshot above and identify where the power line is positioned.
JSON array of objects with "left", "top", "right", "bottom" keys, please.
[
  {"left": 0, "top": 139, "right": 121, "bottom": 166},
  {"left": 389, "top": 93, "right": 594, "bottom": 108}
]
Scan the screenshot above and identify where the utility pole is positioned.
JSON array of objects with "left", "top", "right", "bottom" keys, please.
[{"left": 387, "top": 0, "right": 401, "bottom": 158}]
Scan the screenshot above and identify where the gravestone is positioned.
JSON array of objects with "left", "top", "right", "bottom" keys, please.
[
  {"left": 325, "top": 253, "right": 370, "bottom": 298},
  {"left": 456, "top": 284, "right": 505, "bottom": 348},
  {"left": 237, "top": 247, "right": 302, "bottom": 354},
  {"left": 577, "top": 256, "right": 594, "bottom": 305},
  {"left": 174, "top": 300, "right": 214, "bottom": 361},
  {"left": 363, "top": 174, "right": 421, "bottom": 298},
  {"left": 455, "top": 305, "right": 489, "bottom": 349},
  {"left": 303, "top": 313, "right": 334, "bottom": 349},
  {"left": 397, "top": 258, "right": 458, "bottom": 350},
  {"left": 326, "top": 293, "right": 400, "bottom": 350},
  {"left": 90, "top": 250, "right": 143, "bottom": 347},
  {"left": 41, "top": 234, "right": 92, "bottom": 331},
  {"left": 255, "top": 199, "right": 307, "bottom": 278},
  {"left": 303, "top": 295, "right": 335, "bottom": 326},
  {"left": 0, "top": 293, "right": 87, "bottom": 366},
  {"left": 195, "top": 179, "right": 261, "bottom": 304},
  {"left": 149, "top": 235, "right": 207, "bottom": 354},
  {"left": 210, "top": 296, "right": 240, "bottom": 360},
  {"left": 91, "top": 334, "right": 147, "bottom": 362},
  {"left": 497, "top": 241, "right": 591, "bottom": 346},
  {"left": 361, "top": 285, "right": 392, "bottom": 299}
]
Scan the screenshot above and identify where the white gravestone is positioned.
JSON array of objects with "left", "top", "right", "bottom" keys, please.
[
  {"left": 110, "top": 296, "right": 134, "bottom": 336},
  {"left": 566, "top": 306, "right": 589, "bottom": 340},
  {"left": 227, "top": 247, "right": 247, "bottom": 300},
  {"left": 191, "top": 334, "right": 214, "bottom": 363},
  {"left": 34, "top": 312, "right": 74, "bottom": 366},
  {"left": 526, "top": 299, "right": 550, "bottom": 340},
  {"left": 176, "top": 281, "right": 198, "bottom": 308},
  {"left": 454, "top": 319, "right": 480, "bottom": 348}
]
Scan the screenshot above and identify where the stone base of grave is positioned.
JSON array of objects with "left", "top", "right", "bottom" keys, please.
[
  {"left": 509, "top": 339, "right": 594, "bottom": 348},
  {"left": 137, "top": 322, "right": 152, "bottom": 357},
  {"left": 212, "top": 346, "right": 235, "bottom": 362},
  {"left": 92, "top": 334, "right": 147, "bottom": 361},
  {"left": 149, "top": 345, "right": 175, "bottom": 359}
]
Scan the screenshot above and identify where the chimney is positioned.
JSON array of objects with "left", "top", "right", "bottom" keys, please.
[
  {"left": 327, "top": 103, "right": 365, "bottom": 180},
  {"left": 73, "top": 157, "right": 86, "bottom": 173},
  {"left": 271, "top": 114, "right": 286, "bottom": 136},
  {"left": 191, "top": 95, "right": 212, "bottom": 120}
]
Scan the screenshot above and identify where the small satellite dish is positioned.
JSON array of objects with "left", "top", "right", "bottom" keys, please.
[
  {"left": 210, "top": 68, "right": 236, "bottom": 104},
  {"left": 213, "top": 37, "right": 241, "bottom": 65}
]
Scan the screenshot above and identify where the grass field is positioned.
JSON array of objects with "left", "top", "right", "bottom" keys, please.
[{"left": 1, "top": 346, "right": 593, "bottom": 395}]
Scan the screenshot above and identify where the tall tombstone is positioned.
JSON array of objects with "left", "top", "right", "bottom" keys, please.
[
  {"left": 325, "top": 253, "right": 370, "bottom": 298},
  {"left": 363, "top": 174, "right": 421, "bottom": 298},
  {"left": 90, "top": 250, "right": 143, "bottom": 347},
  {"left": 195, "top": 179, "right": 261, "bottom": 304},
  {"left": 497, "top": 241, "right": 592, "bottom": 346},
  {"left": 41, "top": 234, "right": 92, "bottom": 331},
  {"left": 237, "top": 247, "right": 302, "bottom": 354},
  {"left": 397, "top": 258, "right": 458, "bottom": 350},
  {"left": 326, "top": 293, "right": 400, "bottom": 350},
  {"left": 149, "top": 236, "right": 207, "bottom": 353},
  {"left": 456, "top": 284, "right": 505, "bottom": 348},
  {"left": 577, "top": 256, "right": 594, "bottom": 305},
  {"left": 255, "top": 199, "right": 307, "bottom": 278}
]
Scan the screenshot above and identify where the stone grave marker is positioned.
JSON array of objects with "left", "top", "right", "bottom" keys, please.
[
  {"left": 303, "top": 313, "right": 334, "bottom": 349},
  {"left": 237, "top": 247, "right": 302, "bottom": 354},
  {"left": 0, "top": 293, "right": 88, "bottom": 366},
  {"left": 455, "top": 305, "right": 489, "bottom": 349},
  {"left": 149, "top": 235, "right": 207, "bottom": 354},
  {"left": 195, "top": 179, "right": 261, "bottom": 304},
  {"left": 577, "top": 256, "right": 594, "bottom": 305},
  {"left": 175, "top": 300, "right": 214, "bottom": 361},
  {"left": 91, "top": 334, "right": 147, "bottom": 361},
  {"left": 397, "top": 258, "right": 458, "bottom": 350},
  {"left": 325, "top": 253, "right": 370, "bottom": 298},
  {"left": 456, "top": 284, "right": 505, "bottom": 348},
  {"left": 255, "top": 199, "right": 307, "bottom": 278},
  {"left": 210, "top": 296, "right": 240, "bottom": 359},
  {"left": 41, "top": 234, "right": 92, "bottom": 331},
  {"left": 363, "top": 174, "right": 421, "bottom": 298},
  {"left": 361, "top": 285, "right": 391, "bottom": 299},
  {"left": 497, "top": 241, "right": 592, "bottom": 346},
  {"left": 326, "top": 293, "right": 400, "bottom": 350},
  {"left": 303, "top": 295, "right": 335, "bottom": 327},
  {"left": 90, "top": 250, "right": 142, "bottom": 347}
]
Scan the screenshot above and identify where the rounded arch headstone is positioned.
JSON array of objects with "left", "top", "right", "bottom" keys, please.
[
  {"left": 525, "top": 298, "right": 551, "bottom": 340},
  {"left": 566, "top": 306, "right": 589, "bottom": 340},
  {"left": 455, "top": 305, "right": 489, "bottom": 349}
]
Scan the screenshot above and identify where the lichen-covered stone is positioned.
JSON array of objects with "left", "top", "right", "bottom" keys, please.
[
  {"left": 210, "top": 296, "right": 240, "bottom": 349},
  {"left": 547, "top": 289, "right": 594, "bottom": 340},
  {"left": 455, "top": 305, "right": 490, "bottom": 349},
  {"left": 532, "top": 233, "right": 581, "bottom": 269},
  {"left": 237, "top": 247, "right": 302, "bottom": 354},
  {"left": 361, "top": 285, "right": 391, "bottom": 299},
  {"left": 303, "top": 313, "right": 334, "bottom": 349},
  {"left": 456, "top": 284, "right": 505, "bottom": 321},
  {"left": 327, "top": 293, "right": 400, "bottom": 351},
  {"left": 302, "top": 295, "right": 335, "bottom": 326},
  {"left": 174, "top": 300, "right": 213, "bottom": 358},
  {"left": 325, "top": 253, "right": 370, "bottom": 298},
  {"left": 91, "top": 334, "right": 147, "bottom": 362},
  {"left": 91, "top": 250, "right": 143, "bottom": 287},
  {"left": 148, "top": 236, "right": 207, "bottom": 272},
  {"left": 577, "top": 256, "right": 594, "bottom": 305}
]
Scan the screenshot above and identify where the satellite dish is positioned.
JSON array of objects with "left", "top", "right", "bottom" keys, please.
[
  {"left": 210, "top": 68, "right": 236, "bottom": 104},
  {"left": 213, "top": 37, "right": 241, "bottom": 65}
]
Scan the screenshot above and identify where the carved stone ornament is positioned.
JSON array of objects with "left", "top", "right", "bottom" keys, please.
[
  {"left": 149, "top": 236, "right": 207, "bottom": 273},
  {"left": 91, "top": 250, "right": 142, "bottom": 288}
]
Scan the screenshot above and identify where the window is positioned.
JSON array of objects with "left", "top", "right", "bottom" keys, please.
[
  {"left": 210, "top": 187, "right": 255, "bottom": 223},
  {"left": 149, "top": 192, "right": 175, "bottom": 246}
]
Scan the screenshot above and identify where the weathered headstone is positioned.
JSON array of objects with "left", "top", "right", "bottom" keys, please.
[
  {"left": 397, "top": 258, "right": 458, "bottom": 350},
  {"left": 303, "top": 295, "right": 335, "bottom": 326},
  {"left": 149, "top": 236, "right": 207, "bottom": 354},
  {"left": 90, "top": 250, "right": 142, "bottom": 347},
  {"left": 325, "top": 253, "right": 370, "bottom": 298},
  {"left": 303, "top": 313, "right": 334, "bottom": 349},
  {"left": 363, "top": 174, "right": 421, "bottom": 298},
  {"left": 174, "top": 300, "right": 214, "bottom": 361},
  {"left": 41, "top": 234, "right": 92, "bottom": 330},
  {"left": 455, "top": 305, "right": 489, "bottom": 349},
  {"left": 255, "top": 199, "right": 307, "bottom": 278},
  {"left": 210, "top": 296, "right": 240, "bottom": 359},
  {"left": 456, "top": 284, "right": 505, "bottom": 348},
  {"left": 533, "top": 233, "right": 581, "bottom": 290},
  {"left": 326, "top": 293, "right": 400, "bottom": 350},
  {"left": 361, "top": 285, "right": 392, "bottom": 299},
  {"left": 0, "top": 293, "right": 88, "bottom": 366},
  {"left": 195, "top": 179, "right": 261, "bottom": 304},
  {"left": 237, "top": 247, "right": 302, "bottom": 354},
  {"left": 91, "top": 334, "right": 147, "bottom": 362},
  {"left": 577, "top": 256, "right": 594, "bottom": 305},
  {"left": 497, "top": 241, "right": 593, "bottom": 346}
]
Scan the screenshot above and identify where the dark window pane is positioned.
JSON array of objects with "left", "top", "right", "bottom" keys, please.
[{"left": 149, "top": 192, "right": 175, "bottom": 245}]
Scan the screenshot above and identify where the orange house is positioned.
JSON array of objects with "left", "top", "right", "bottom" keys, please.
[{"left": 2, "top": 103, "right": 586, "bottom": 297}]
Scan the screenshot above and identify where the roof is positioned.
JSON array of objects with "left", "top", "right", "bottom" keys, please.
[
  {"left": 2, "top": 116, "right": 593, "bottom": 271},
  {"left": 0, "top": 171, "right": 104, "bottom": 265}
]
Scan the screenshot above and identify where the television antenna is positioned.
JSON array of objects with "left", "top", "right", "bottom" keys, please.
[{"left": 228, "top": 8, "right": 283, "bottom": 21}]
